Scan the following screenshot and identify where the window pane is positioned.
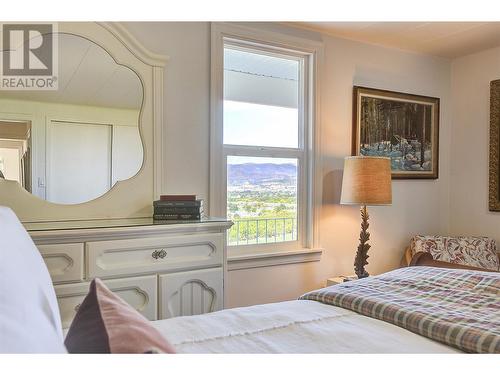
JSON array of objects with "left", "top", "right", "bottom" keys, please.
[
  {"left": 223, "top": 47, "right": 299, "bottom": 148},
  {"left": 224, "top": 101, "right": 298, "bottom": 147},
  {"left": 227, "top": 156, "right": 298, "bottom": 246}
]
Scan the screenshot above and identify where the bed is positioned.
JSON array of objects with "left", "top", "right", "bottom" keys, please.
[
  {"left": 152, "top": 266, "right": 499, "bottom": 354},
  {"left": 1, "top": 206, "right": 499, "bottom": 354},
  {"left": 151, "top": 300, "right": 459, "bottom": 353}
]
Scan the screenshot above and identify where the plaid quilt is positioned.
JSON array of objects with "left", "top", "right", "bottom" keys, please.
[{"left": 299, "top": 267, "right": 500, "bottom": 353}]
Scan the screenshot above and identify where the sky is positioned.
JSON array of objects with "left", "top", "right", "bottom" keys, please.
[{"left": 223, "top": 100, "right": 298, "bottom": 150}]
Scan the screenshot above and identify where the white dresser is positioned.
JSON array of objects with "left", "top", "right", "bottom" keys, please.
[{"left": 25, "top": 218, "right": 233, "bottom": 328}]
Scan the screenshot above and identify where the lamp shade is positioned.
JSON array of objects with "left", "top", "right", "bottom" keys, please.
[{"left": 340, "top": 156, "right": 392, "bottom": 205}]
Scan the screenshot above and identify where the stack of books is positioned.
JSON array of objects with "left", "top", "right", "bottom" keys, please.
[{"left": 153, "top": 195, "right": 204, "bottom": 221}]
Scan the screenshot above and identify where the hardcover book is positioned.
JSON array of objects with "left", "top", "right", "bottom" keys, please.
[
  {"left": 153, "top": 213, "right": 202, "bottom": 220},
  {"left": 153, "top": 207, "right": 204, "bottom": 215},
  {"left": 153, "top": 199, "right": 203, "bottom": 208},
  {"left": 159, "top": 194, "right": 196, "bottom": 201}
]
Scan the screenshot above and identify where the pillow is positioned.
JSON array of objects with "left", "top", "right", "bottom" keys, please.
[
  {"left": 410, "top": 235, "right": 500, "bottom": 271},
  {"left": 64, "top": 278, "right": 175, "bottom": 353},
  {"left": 0, "top": 206, "right": 66, "bottom": 353}
]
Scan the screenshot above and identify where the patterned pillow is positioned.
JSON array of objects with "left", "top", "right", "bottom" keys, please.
[{"left": 410, "top": 235, "right": 500, "bottom": 271}]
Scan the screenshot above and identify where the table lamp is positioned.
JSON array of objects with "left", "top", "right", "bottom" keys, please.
[{"left": 340, "top": 156, "right": 392, "bottom": 279}]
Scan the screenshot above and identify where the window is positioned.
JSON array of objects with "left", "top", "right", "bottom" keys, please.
[{"left": 210, "top": 24, "right": 321, "bottom": 256}]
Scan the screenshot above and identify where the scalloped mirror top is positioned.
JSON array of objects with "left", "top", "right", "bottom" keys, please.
[{"left": 0, "top": 33, "right": 144, "bottom": 204}]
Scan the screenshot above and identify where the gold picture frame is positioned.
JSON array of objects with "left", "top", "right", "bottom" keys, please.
[
  {"left": 489, "top": 79, "right": 500, "bottom": 211},
  {"left": 352, "top": 86, "right": 440, "bottom": 179}
]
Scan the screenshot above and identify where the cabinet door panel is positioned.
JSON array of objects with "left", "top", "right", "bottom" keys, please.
[
  {"left": 38, "top": 243, "right": 84, "bottom": 283},
  {"left": 55, "top": 275, "right": 157, "bottom": 329},
  {"left": 159, "top": 268, "right": 223, "bottom": 319}
]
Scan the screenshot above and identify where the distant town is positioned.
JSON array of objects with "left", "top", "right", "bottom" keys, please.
[{"left": 226, "top": 162, "right": 298, "bottom": 245}]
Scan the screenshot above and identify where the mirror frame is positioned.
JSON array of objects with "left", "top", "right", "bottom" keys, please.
[{"left": 0, "top": 22, "right": 168, "bottom": 222}]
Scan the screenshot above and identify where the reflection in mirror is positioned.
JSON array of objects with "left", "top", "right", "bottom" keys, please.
[
  {"left": 0, "top": 33, "right": 143, "bottom": 204},
  {"left": 0, "top": 120, "right": 31, "bottom": 190}
]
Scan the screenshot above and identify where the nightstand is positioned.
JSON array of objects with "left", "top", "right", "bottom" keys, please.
[{"left": 326, "top": 275, "right": 358, "bottom": 286}]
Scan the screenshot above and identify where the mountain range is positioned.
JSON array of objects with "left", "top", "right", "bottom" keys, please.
[{"left": 227, "top": 163, "right": 297, "bottom": 186}]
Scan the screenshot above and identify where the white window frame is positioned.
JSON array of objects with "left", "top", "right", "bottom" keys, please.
[{"left": 210, "top": 23, "right": 323, "bottom": 261}]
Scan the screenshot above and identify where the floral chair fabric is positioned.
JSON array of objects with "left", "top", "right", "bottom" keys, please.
[{"left": 410, "top": 235, "right": 500, "bottom": 271}]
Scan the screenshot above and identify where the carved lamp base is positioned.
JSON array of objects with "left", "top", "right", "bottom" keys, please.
[{"left": 354, "top": 205, "right": 371, "bottom": 279}]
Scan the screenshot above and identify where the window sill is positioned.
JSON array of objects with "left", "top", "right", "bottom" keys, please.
[{"left": 227, "top": 248, "right": 323, "bottom": 271}]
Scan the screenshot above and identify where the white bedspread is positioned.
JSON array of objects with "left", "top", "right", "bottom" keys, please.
[{"left": 151, "top": 300, "right": 460, "bottom": 353}]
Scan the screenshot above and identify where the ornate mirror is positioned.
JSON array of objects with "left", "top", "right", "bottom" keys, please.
[
  {"left": 0, "top": 33, "right": 143, "bottom": 204},
  {"left": 0, "top": 23, "right": 166, "bottom": 222}
]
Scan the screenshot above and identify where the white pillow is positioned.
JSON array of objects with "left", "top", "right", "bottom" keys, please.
[{"left": 0, "top": 206, "right": 66, "bottom": 353}]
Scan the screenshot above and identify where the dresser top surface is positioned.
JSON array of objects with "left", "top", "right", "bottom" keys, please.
[{"left": 24, "top": 217, "right": 232, "bottom": 232}]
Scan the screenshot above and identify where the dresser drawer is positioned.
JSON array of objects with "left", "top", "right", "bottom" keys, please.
[
  {"left": 55, "top": 275, "right": 157, "bottom": 329},
  {"left": 86, "top": 233, "right": 223, "bottom": 278},
  {"left": 38, "top": 243, "right": 84, "bottom": 283}
]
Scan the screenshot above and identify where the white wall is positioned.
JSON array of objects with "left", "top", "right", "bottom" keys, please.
[
  {"left": 450, "top": 47, "right": 500, "bottom": 240},
  {"left": 123, "top": 22, "right": 452, "bottom": 308},
  {"left": 122, "top": 23, "right": 212, "bottom": 200},
  {"left": 319, "top": 35, "right": 451, "bottom": 283}
]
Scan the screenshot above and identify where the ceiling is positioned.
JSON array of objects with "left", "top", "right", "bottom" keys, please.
[
  {"left": 293, "top": 22, "right": 500, "bottom": 58},
  {"left": 0, "top": 33, "right": 142, "bottom": 109}
]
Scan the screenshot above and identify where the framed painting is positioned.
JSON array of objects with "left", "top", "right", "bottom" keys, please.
[
  {"left": 489, "top": 79, "right": 500, "bottom": 211},
  {"left": 352, "top": 86, "right": 440, "bottom": 179}
]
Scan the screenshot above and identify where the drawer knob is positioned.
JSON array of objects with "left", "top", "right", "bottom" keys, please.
[{"left": 152, "top": 249, "right": 167, "bottom": 259}]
